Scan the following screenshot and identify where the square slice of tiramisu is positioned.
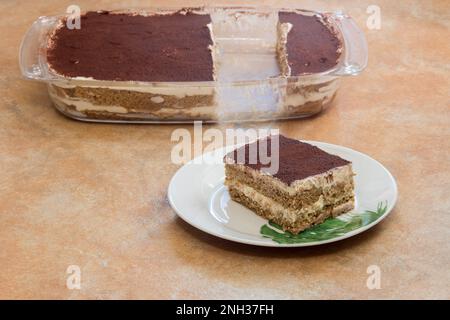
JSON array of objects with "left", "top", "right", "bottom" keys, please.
[{"left": 224, "top": 135, "right": 355, "bottom": 234}]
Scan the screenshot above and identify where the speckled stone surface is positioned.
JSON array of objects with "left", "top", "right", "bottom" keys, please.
[{"left": 0, "top": 0, "right": 449, "bottom": 299}]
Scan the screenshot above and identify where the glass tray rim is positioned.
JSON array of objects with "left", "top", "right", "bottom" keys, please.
[{"left": 20, "top": 6, "right": 368, "bottom": 88}]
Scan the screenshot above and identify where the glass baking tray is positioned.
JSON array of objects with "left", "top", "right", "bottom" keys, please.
[{"left": 19, "top": 6, "right": 368, "bottom": 123}]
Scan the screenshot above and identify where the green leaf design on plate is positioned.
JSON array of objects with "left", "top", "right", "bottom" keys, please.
[{"left": 260, "top": 201, "right": 388, "bottom": 244}]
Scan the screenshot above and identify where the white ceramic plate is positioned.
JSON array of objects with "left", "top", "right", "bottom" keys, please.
[{"left": 168, "top": 141, "right": 397, "bottom": 247}]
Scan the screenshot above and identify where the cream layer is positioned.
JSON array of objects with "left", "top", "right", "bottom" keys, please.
[
  {"left": 228, "top": 179, "right": 354, "bottom": 224},
  {"left": 49, "top": 92, "right": 215, "bottom": 116}
]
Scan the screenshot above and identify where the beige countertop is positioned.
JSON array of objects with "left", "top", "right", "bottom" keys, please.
[{"left": 1, "top": 0, "right": 449, "bottom": 299}]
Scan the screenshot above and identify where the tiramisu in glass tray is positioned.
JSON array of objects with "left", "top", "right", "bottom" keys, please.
[{"left": 20, "top": 7, "right": 368, "bottom": 123}]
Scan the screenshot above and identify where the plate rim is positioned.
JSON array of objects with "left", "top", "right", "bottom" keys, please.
[{"left": 168, "top": 140, "right": 398, "bottom": 247}]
